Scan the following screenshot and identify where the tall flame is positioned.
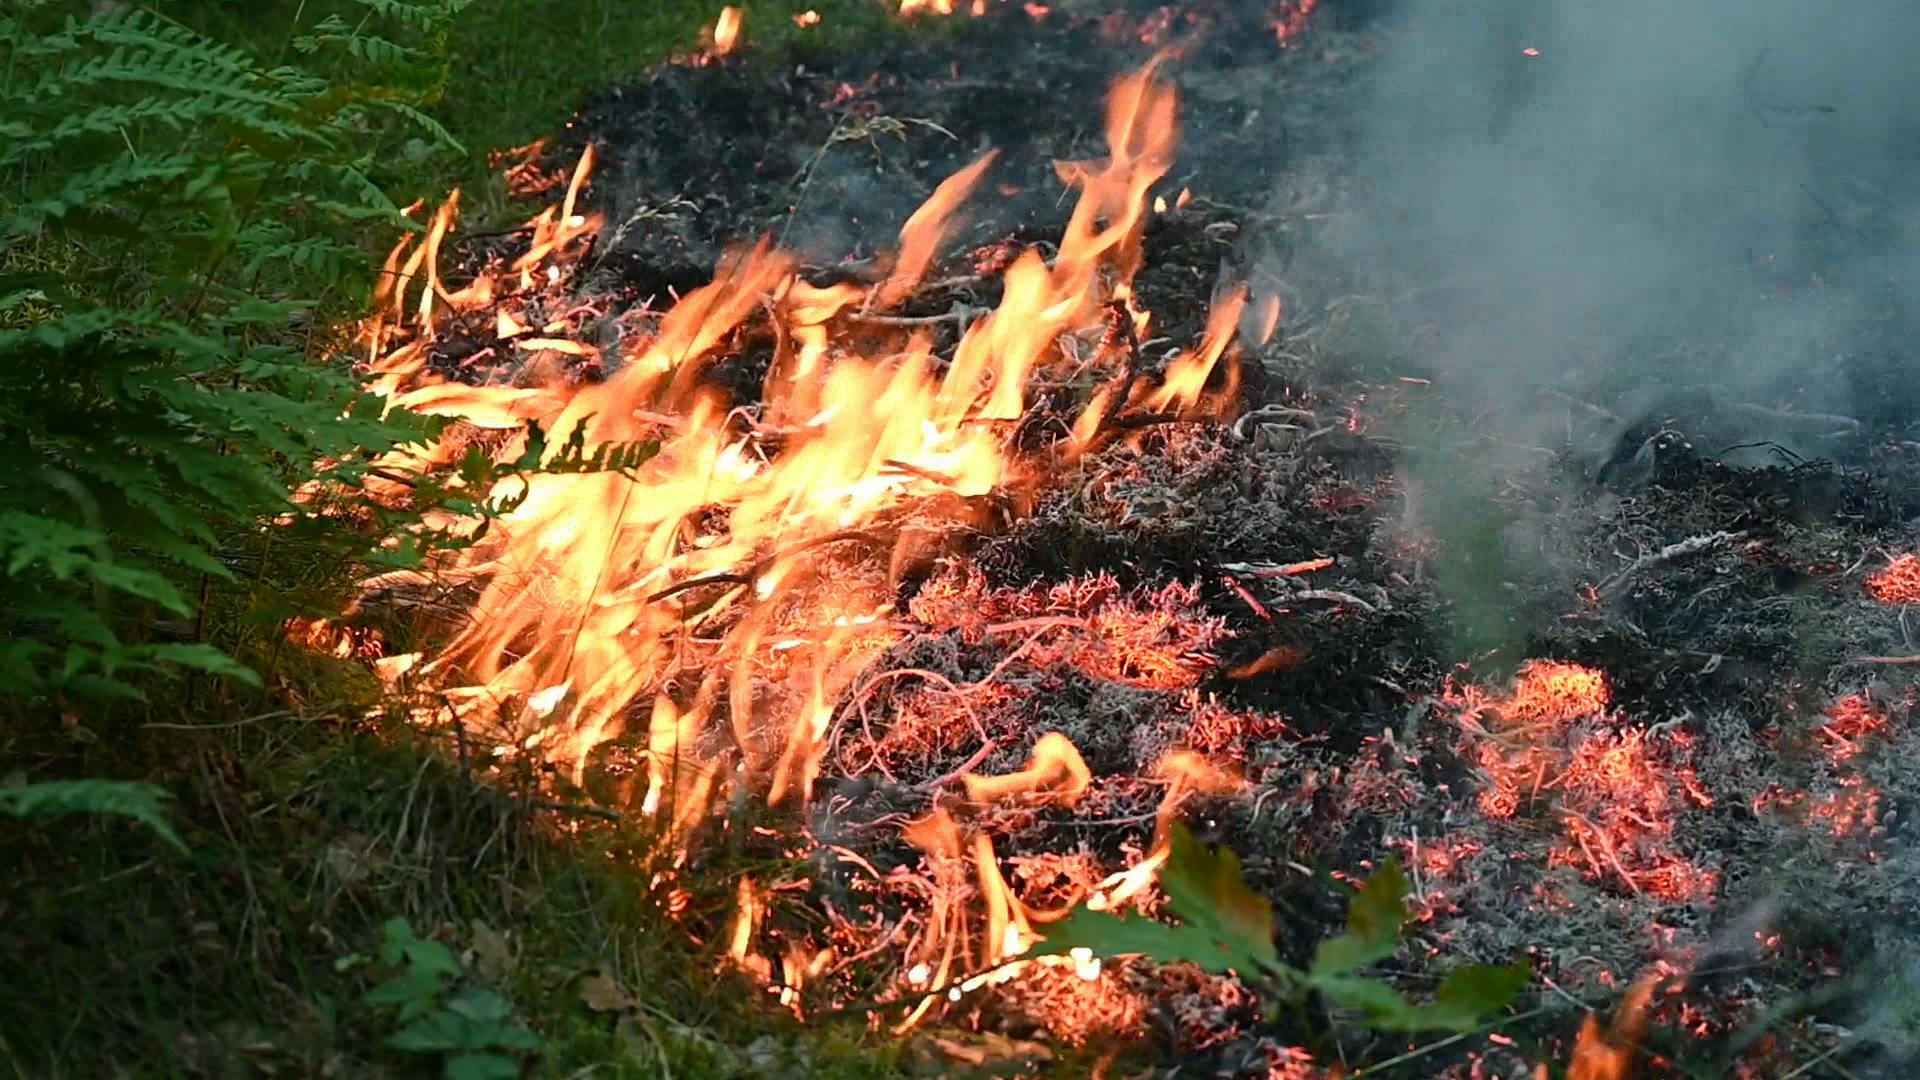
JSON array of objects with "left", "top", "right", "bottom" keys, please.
[{"left": 337, "top": 62, "right": 1245, "bottom": 905}]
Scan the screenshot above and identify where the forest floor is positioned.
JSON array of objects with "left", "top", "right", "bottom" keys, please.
[{"left": 7, "top": 1, "right": 1920, "bottom": 1078}]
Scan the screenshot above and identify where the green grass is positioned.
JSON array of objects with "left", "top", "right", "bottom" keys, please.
[
  {"left": 0, "top": 697, "right": 905, "bottom": 1076},
  {"left": 0, "top": 1, "right": 927, "bottom": 1075},
  {"left": 182, "top": 0, "right": 909, "bottom": 201}
]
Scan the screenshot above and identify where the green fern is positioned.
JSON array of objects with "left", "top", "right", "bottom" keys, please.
[
  {"left": 0, "top": 0, "right": 470, "bottom": 707},
  {"left": 0, "top": 778, "right": 188, "bottom": 852}
]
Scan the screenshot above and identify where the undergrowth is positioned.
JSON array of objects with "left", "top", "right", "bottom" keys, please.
[
  {"left": 0, "top": 0, "right": 457, "bottom": 707},
  {"left": 0, "top": 1, "right": 907, "bottom": 1075}
]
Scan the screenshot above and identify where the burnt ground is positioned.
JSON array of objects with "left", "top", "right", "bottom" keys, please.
[{"left": 402, "top": 2, "right": 1920, "bottom": 1076}]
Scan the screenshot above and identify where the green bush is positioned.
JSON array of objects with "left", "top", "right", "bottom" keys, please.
[{"left": 0, "top": 0, "right": 467, "bottom": 709}]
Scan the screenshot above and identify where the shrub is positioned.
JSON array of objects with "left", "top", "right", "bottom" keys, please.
[{"left": 0, "top": 0, "right": 469, "bottom": 709}]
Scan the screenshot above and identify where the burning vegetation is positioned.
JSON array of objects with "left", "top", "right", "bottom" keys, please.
[{"left": 277, "top": 1, "right": 1920, "bottom": 1075}]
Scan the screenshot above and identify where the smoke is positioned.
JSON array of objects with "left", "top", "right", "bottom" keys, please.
[
  {"left": 1311, "top": 0, "right": 1920, "bottom": 656},
  {"left": 1332, "top": 0, "right": 1920, "bottom": 433}
]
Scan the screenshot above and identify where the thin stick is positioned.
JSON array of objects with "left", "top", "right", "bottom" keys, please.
[
  {"left": 1598, "top": 531, "right": 1747, "bottom": 600},
  {"left": 850, "top": 308, "right": 974, "bottom": 328},
  {"left": 1286, "top": 589, "right": 1380, "bottom": 613}
]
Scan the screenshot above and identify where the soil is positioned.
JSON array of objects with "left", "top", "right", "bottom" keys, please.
[{"left": 404, "top": 2, "right": 1920, "bottom": 1075}]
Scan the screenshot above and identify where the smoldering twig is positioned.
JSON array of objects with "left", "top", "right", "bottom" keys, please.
[
  {"left": 1224, "top": 557, "right": 1335, "bottom": 578},
  {"left": 1598, "top": 530, "right": 1748, "bottom": 600}
]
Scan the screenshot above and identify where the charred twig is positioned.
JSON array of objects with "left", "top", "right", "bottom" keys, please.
[
  {"left": 1221, "top": 575, "right": 1272, "bottom": 620},
  {"left": 1282, "top": 589, "right": 1380, "bottom": 613},
  {"left": 1231, "top": 403, "right": 1318, "bottom": 441},
  {"left": 1597, "top": 531, "right": 1747, "bottom": 600},
  {"left": 917, "top": 740, "right": 1000, "bottom": 793},
  {"left": 646, "top": 572, "right": 755, "bottom": 602},
  {"left": 365, "top": 466, "right": 421, "bottom": 489},
  {"left": 1557, "top": 805, "right": 1642, "bottom": 895},
  {"left": 1102, "top": 297, "right": 1144, "bottom": 382}
]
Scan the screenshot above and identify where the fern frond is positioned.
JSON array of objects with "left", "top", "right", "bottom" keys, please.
[{"left": 0, "top": 779, "right": 188, "bottom": 852}]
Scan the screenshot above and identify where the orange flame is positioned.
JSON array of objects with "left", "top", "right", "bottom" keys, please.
[
  {"left": 711, "top": 6, "right": 743, "bottom": 55},
  {"left": 331, "top": 62, "right": 1251, "bottom": 906},
  {"left": 962, "top": 731, "right": 1094, "bottom": 807},
  {"left": 1565, "top": 975, "right": 1656, "bottom": 1080}
]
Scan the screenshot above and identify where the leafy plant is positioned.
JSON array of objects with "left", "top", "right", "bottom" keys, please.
[
  {"left": 1032, "top": 823, "right": 1530, "bottom": 1034},
  {"left": 352, "top": 916, "right": 541, "bottom": 1079},
  {"left": 0, "top": 0, "right": 469, "bottom": 708},
  {"left": 0, "top": 777, "right": 187, "bottom": 851}
]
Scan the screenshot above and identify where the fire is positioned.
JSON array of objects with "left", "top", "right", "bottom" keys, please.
[
  {"left": 296, "top": 46, "right": 1293, "bottom": 1044},
  {"left": 282, "top": 616, "right": 384, "bottom": 660},
  {"left": 962, "top": 731, "right": 1093, "bottom": 806},
  {"left": 1562, "top": 975, "right": 1655, "bottom": 1080},
  {"left": 333, "top": 55, "right": 1247, "bottom": 897},
  {"left": 1865, "top": 552, "right": 1920, "bottom": 603},
  {"left": 711, "top": 6, "right": 743, "bottom": 55}
]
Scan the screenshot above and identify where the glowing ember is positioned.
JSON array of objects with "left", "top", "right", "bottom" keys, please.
[
  {"left": 1451, "top": 662, "right": 1716, "bottom": 901},
  {"left": 1865, "top": 552, "right": 1920, "bottom": 603},
  {"left": 897, "top": 0, "right": 982, "bottom": 15},
  {"left": 793, "top": 9, "right": 821, "bottom": 28},
  {"left": 1820, "top": 692, "right": 1889, "bottom": 763},
  {"left": 1494, "top": 660, "right": 1611, "bottom": 729},
  {"left": 1270, "top": 0, "right": 1318, "bottom": 44}
]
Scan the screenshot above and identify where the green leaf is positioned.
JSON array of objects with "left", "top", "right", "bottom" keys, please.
[
  {"left": 444, "top": 1053, "right": 524, "bottom": 1080},
  {"left": 135, "top": 643, "right": 263, "bottom": 686},
  {"left": 1032, "top": 906, "right": 1261, "bottom": 977},
  {"left": 1157, "top": 822, "right": 1281, "bottom": 973},
  {"left": 387, "top": 1010, "right": 469, "bottom": 1052},
  {"left": 1423, "top": 960, "right": 1532, "bottom": 1029},
  {"left": 1032, "top": 824, "right": 1281, "bottom": 980},
  {"left": 1310, "top": 859, "right": 1409, "bottom": 977},
  {"left": 1313, "top": 960, "right": 1530, "bottom": 1032},
  {"left": 0, "top": 778, "right": 187, "bottom": 852},
  {"left": 442, "top": 987, "right": 513, "bottom": 1024},
  {"left": 1312, "top": 973, "right": 1413, "bottom": 1024}
]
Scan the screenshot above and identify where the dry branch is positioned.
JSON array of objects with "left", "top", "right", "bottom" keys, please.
[{"left": 1597, "top": 531, "right": 1748, "bottom": 600}]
